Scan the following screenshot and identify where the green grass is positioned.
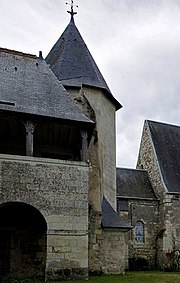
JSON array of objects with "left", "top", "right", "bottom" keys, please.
[
  {"left": 1, "top": 272, "right": 180, "bottom": 283},
  {"left": 49, "top": 272, "right": 180, "bottom": 283}
]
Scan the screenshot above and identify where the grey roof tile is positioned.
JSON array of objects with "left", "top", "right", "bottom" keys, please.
[
  {"left": 147, "top": 120, "right": 180, "bottom": 193},
  {"left": 101, "top": 197, "right": 132, "bottom": 229},
  {"left": 116, "top": 168, "right": 157, "bottom": 199},
  {"left": 46, "top": 17, "right": 122, "bottom": 110},
  {"left": 0, "top": 48, "right": 93, "bottom": 124}
]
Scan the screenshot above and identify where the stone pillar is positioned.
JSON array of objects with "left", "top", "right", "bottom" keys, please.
[
  {"left": 25, "top": 121, "right": 35, "bottom": 156},
  {"left": 81, "top": 130, "right": 88, "bottom": 162}
]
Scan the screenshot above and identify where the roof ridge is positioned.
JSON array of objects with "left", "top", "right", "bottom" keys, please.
[
  {"left": 69, "top": 21, "right": 110, "bottom": 90},
  {"left": 0, "top": 47, "right": 37, "bottom": 59},
  {"left": 59, "top": 20, "right": 74, "bottom": 69},
  {"left": 116, "top": 167, "right": 148, "bottom": 172},
  {"left": 146, "top": 119, "right": 180, "bottom": 129},
  {"left": 73, "top": 23, "right": 110, "bottom": 90}
]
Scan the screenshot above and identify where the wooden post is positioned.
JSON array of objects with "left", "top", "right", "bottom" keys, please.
[
  {"left": 25, "top": 121, "right": 35, "bottom": 156},
  {"left": 81, "top": 130, "right": 88, "bottom": 162}
]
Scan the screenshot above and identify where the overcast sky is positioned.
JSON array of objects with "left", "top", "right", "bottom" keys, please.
[{"left": 1, "top": 0, "right": 180, "bottom": 168}]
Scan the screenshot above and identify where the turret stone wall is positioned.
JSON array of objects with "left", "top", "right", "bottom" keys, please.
[
  {"left": 84, "top": 87, "right": 116, "bottom": 211},
  {"left": 68, "top": 87, "right": 117, "bottom": 211},
  {"left": 67, "top": 87, "right": 124, "bottom": 275}
]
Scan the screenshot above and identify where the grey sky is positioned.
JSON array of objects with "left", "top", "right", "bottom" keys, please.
[{"left": 1, "top": 0, "right": 180, "bottom": 168}]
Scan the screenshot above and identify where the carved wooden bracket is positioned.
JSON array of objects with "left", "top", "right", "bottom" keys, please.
[
  {"left": 24, "top": 121, "right": 36, "bottom": 156},
  {"left": 80, "top": 130, "right": 88, "bottom": 162}
]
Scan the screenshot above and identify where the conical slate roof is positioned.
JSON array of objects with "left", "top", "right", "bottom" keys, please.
[{"left": 46, "top": 16, "right": 121, "bottom": 110}]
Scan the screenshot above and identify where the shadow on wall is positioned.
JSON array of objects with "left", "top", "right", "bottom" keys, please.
[{"left": 129, "top": 257, "right": 149, "bottom": 271}]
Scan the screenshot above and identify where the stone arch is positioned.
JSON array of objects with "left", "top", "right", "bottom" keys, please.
[{"left": 0, "top": 202, "right": 47, "bottom": 279}]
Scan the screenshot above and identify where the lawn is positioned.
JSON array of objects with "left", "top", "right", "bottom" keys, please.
[
  {"left": 2, "top": 272, "right": 180, "bottom": 283},
  {"left": 51, "top": 272, "right": 180, "bottom": 283}
]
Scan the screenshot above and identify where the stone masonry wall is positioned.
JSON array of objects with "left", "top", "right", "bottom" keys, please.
[
  {"left": 136, "top": 122, "right": 179, "bottom": 269},
  {"left": 157, "top": 194, "right": 180, "bottom": 270},
  {"left": 88, "top": 211, "right": 127, "bottom": 275},
  {"left": 0, "top": 154, "right": 89, "bottom": 280},
  {"left": 100, "top": 229, "right": 127, "bottom": 274},
  {"left": 88, "top": 209, "right": 128, "bottom": 275},
  {"left": 137, "top": 122, "right": 165, "bottom": 199},
  {"left": 68, "top": 87, "right": 117, "bottom": 211},
  {"left": 84, "top": 87, "right": 117, "bottom": 211},
  {"left": 119, "top": 199, "right": 159, "bottom": 268},
  {"left": 67, "top": 87, "right": 124, "bottom": 275}
]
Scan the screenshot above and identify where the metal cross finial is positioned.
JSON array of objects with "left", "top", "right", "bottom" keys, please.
[{"left": 66, "top": 0, "right": 78, "bottom": 17}]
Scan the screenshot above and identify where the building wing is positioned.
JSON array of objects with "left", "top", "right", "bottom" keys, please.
[{"left": 147, "top": 120, "right": 180, "bottom": 193}]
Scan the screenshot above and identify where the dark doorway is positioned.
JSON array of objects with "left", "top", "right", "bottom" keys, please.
[{"left": 0, "top": 202, "right": 47, "bottom": 279}]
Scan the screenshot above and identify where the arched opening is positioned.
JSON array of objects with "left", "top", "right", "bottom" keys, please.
[
  {"left": 0, "top": 202, "right": 47, "bottom": 279},
  {"left": 135, "top": 221, "right": 145, "bottom": 244}
]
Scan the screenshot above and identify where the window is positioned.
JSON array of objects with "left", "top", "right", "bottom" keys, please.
[
  {"left": 117, "top": 199, "right": 128, "bottom": 212},
  {"left": 135, "top": 221, "right": 144, "bottom": 244}
]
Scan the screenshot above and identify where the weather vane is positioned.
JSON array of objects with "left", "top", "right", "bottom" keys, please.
[{"left": 66, "top": 0, "right": 78, "bottom": 17}]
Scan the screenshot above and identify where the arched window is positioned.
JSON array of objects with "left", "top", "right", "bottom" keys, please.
[{"left": 135, "top": 221, "right": 144, "bottom": 244}]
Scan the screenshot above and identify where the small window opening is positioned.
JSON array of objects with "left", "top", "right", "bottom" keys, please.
[
  {"left": 0, "top": 101, "right": 15, "bottom": 106},
  {"left": 118, "top": 199, "right": 128, "bottom": 212}
]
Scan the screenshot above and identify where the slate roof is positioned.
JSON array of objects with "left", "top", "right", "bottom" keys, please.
[
  {"left": 147, "top": 120, "right": 180, "bottom": 193},
  {"left": 116, "top": 168, "right": 158, "bottom": 199},
  {"left": 101, "top": 197, "right": 132, "bottom": 229},
  {"left": 0, "top": 48, "right": 92, "bottom": 124},
  {"left": 46, "top": 17, "right": 122, "bottom": 110}
]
